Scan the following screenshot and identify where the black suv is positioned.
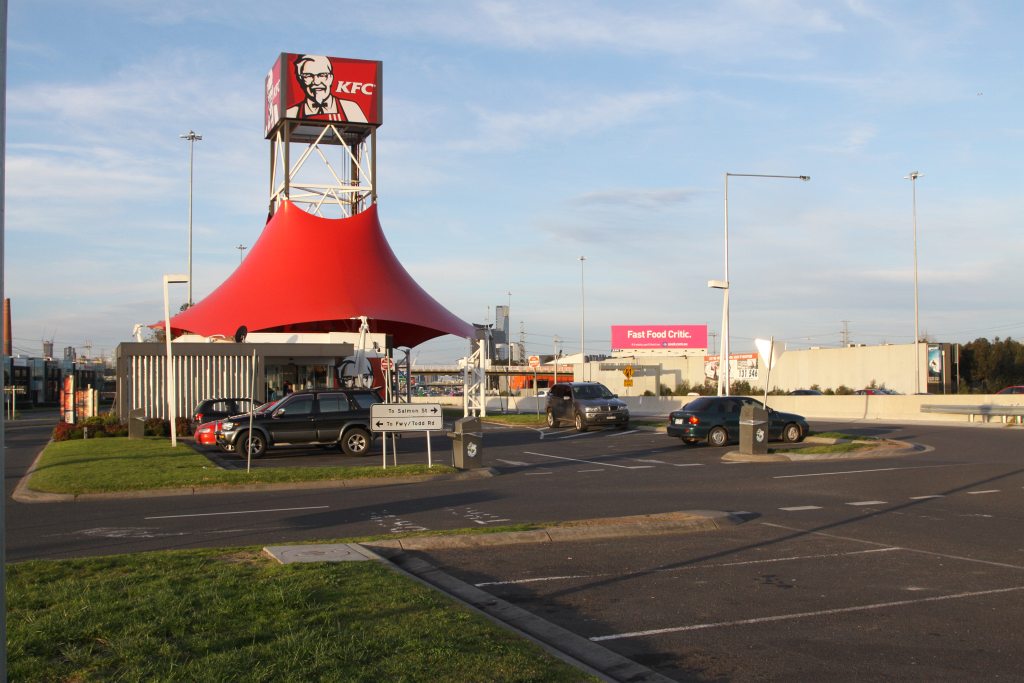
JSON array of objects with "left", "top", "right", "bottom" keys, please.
[
  {"left": 190, "top": 397, "right": 254, "bottom": 433},
  {"left": 545, "top": 381, "right": 629, "bottom": 432},
  {"left": 217, "top": 389, "right": 381, "bottom": 457}
]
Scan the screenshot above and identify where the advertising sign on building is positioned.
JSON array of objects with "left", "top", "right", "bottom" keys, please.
[
  {"left": 704, "top": 353, "right": 759, "bottom": 383},
  {"left": 927, "top": 344, "right": 942, "bottom": 384},
  {"left": 265, "top": 53, "right": 383, "bottom": 138},
  {"left": 611, "top": 325, "right": 708, "bottom": 350}
]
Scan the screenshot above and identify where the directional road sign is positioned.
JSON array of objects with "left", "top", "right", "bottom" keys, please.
[{"left": 370, "top": 403, "right": 443, "bottom": 432}]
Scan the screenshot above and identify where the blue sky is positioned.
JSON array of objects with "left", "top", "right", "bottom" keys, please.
[{"left": 6, "top": 1, "right": 1023, "bottom": 364}]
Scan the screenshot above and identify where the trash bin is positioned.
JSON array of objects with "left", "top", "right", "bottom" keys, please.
[
  {"left": 448, "top": 416, "right": 483, "bottom": 469},
  {"left": 128, "top": 408, "right": 146, "bottom": 439},
  {"left": 739, "top": 404, "right": 769, "bottom": 455}
]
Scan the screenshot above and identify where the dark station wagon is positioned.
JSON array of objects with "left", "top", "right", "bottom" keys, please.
[{"left": 667, "top": 396, "right": 808, "bottom": 447}]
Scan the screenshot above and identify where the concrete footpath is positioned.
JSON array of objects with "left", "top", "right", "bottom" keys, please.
[{"left": 265, "top": 510, "right": 741, "bottom": 683}]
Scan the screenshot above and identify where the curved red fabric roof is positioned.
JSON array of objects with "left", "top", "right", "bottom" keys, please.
[{"left": 168, "top": 201, "right": 474, "bottom": 347}]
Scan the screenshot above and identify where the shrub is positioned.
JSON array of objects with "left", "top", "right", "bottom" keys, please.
[{"left": 51, "top": 422, "right": 83, "bottom": 441}]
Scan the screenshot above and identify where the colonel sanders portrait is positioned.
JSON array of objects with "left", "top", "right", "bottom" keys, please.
[{"left": 285, "top": 54, "right": 368, "bottom": 124}]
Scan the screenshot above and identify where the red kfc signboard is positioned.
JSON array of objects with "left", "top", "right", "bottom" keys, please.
[
  {"left": 611, "top": 324, "right": 708, "bottom": 350},
  {"left": 265, "top": 53, "right": 383, "bottom": 138}
]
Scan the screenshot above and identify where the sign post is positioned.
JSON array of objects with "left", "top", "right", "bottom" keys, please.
[
  {"left": 370, "top": 403, "right": 443, "bottom": 468},
  {"left": 528, "top": 355, "right": 541, "bottom": 417}
]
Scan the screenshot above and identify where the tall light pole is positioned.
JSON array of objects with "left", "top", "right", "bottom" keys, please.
[
  {"left": 163, "top": 274, "right": 190, "bottom": 447},
  {"left": 506, "top": 290, "right": 512, "bottom": 364},
  {"left": 180, "top": 130, "right": 202, "bottom": 305},
  {"left": 236, "top": 243, "right": 247, "bottom": 263},
  {"left": 717, "top": 172, "right": 810, "bottom": 395},
  {"left": 553, "top": 335, "right": 561, "bottom": 387},
  {"left": 579, "top": 256, "right": 586, "bottom": 380},
  {"left": 905, "top": 171, "right": 923, "bottom": 394}
]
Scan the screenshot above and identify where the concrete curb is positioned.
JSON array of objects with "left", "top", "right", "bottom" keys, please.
[{"left": 11, "top": 459, "right": 497, "bottom": 504}]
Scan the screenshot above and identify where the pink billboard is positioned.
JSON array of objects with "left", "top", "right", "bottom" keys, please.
[
  {"left": 611, "top": 325, "right": 708, "bottom": 350},
  {"left": 265, "top": 53, "right": 383, "bottom": 138}
]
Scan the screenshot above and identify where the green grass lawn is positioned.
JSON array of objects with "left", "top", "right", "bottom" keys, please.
[
  {"left": 28, "top": 438, "right": 456, "bottom": 495},
  {"left": 7, "top": 547, "right": 594, "bottom": 682}
]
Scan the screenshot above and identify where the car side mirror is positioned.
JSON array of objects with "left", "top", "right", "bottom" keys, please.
[
  {"left": 273, "top": 408, "right": 285, "bottom": 418},
  {"left": 563, "top": 396, "right": 571, "bottom": 401}
]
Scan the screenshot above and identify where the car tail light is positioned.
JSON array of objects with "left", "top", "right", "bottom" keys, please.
[
  {"left": 688, "top": 416, "right": 700, "bottom": 425},
  {"left": 195, "top": 413, "right": 203, "bottom": 423}
]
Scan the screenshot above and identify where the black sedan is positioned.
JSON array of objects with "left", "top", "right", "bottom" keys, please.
[{"left": 667, "top": 396, "right": 808, "bottom": 447}]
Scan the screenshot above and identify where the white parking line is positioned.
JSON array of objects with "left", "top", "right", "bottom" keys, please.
[
  {"left": 847, "top": 500, "right": 887, "bottom": 506},
  {"left": 590, "top": 586, "right": 1024, "bottom": 642},
  {"left": 779, "top": 506, "right": 822, "bottom": 511},
  {"left": 773, "top": 464, "right": 952, "bottom": 479},
  {"left": 967, "top": 490, "right": 1000, "bottom": 495},
  {"left": 673, "top": 463, "right": 705, "bottom": 467},
  {"left": 145, "top": 506, "right": 328, "bottom": 520},
  {"left": 522, "top": 451, "right": 651, "bottom": 469},
  {"left": 909, "top": 495, "right": 945, "bottom": 500}
]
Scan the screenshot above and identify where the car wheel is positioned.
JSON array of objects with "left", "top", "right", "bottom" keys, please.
[
  {"left": 241, "top": 431, "right": 266, "bottom": 458},
  {"left": 574, "top": 412, "right": 588, "bottom": 433},
  {"left": 707, "top": 426, "right": 728, "bottom": 447},
  {"left": 782, "top": 423, "right": 803, "bottom": 443},
  {"left": 546, "top": 410, "right": 558, "bottom": 428},
  {"left": 342, "top": 427, "right": 372, "bottom": 456}
]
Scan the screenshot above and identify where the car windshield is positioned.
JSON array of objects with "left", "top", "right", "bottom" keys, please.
[{"left": 572, "top": 384, "right": 614, "bottom": 400}]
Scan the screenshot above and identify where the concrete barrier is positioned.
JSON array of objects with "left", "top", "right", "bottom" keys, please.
[{"left": 412, "top": 393, "right": 1024, "bottom": 424}]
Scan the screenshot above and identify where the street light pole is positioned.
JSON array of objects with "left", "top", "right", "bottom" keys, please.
[
  {"left": 236, "top": 244, "right": 247, "bottom": 263},
  {"left": 163, "top": 274, "right": 190, "bottom": 447},
  {"left": 180, "top": 130, "right": 202, "bottom": 305},
  {"left": 905, "top": 171, "right": 923, "bottom": 394},
  {"left": 718, "top": 172, "right": 810, "bottom": 395},
  {"left": 579, "top": 256, "right": 586, "bottom": 380}
]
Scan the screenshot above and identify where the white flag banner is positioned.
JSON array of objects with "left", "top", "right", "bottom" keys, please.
[{"left": 754, "top": 337, "right": 782, "bottom": 371}]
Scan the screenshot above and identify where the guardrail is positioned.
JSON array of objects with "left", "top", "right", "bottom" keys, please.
[{"left": 920, "top": 404, "right": 1024, "bottom": 423}]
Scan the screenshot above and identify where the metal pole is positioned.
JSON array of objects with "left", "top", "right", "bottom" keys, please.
[
  {"left": 906, "top": 171, "right": 923, "bottom": 394},
  {"left": 164, "top": 280, "right": 177, "bottom": 447},
  {"left": 163, "top": 275, "right": 188, "bottom": 447},
  {"left": 721, "top": 173, "right": 730, "bottom": 396},
  {"left": 579, "top": 256, "right": 586, "bottom": 380},
  {"left": 719, "top": 172, "right": 810, "bottom": 396},
  {"left": 180, "top": 131, "right": 202, "bottom": 305},
  {"left": 1, "top": 2, "right": 9, "bottom": 674}
]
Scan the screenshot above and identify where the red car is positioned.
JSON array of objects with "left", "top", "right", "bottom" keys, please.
[
  {"left": 194, "top": 420, "right": 222, "bottom": 446},
  {"left": 996, "top": 386, "right": 1024, "bottom": 394}
]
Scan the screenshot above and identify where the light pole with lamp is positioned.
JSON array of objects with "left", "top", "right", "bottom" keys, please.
[
  {"left": 236, "top": 244, "right": 247, "bottom": 263},
  {"left": 715, "top": 172, "right": 810, "bottom": 395},
  {"left": 163, "top": 274, "right": 189, "bottom": 447},
  {"left": 905, "top": 171, "right": 923, "bottom": 394},
  {"left": 180, "top": 130, "right": 202, "bottom": 305},
  {"left": 579, "top": 256, "right": 586, "bottom": 380}
]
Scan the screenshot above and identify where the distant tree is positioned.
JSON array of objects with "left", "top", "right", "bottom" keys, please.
[{"left": 960, "top": 337, "right": 1024, "bottom": 392}]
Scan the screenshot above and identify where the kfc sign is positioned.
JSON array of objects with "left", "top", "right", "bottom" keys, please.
[
  {"left": 265, "top": 53, "right": 383, "bottom": 138},
  {"left": 611, "top": 325, "right": 708, "bottom": 350}
]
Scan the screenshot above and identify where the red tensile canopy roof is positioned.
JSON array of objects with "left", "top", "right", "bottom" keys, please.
[{"left": 168, "top": 201, "right": 474, "bottom": 347}]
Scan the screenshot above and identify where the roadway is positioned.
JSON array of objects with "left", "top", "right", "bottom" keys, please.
[{"left": 6, "top": 414, "right": 1023, "bottom": 680}]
